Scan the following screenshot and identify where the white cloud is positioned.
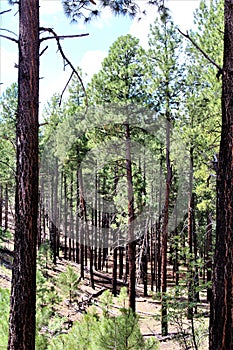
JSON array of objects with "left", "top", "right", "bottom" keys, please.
[
  {"left": 169, "top": 0, "right": 200, "bottom": 31},
  {"left": 129, "top": 2, "right": 157, "bottom": 48},
  {"left": 79, "top": 50, "right": 107, "bottom": 82},
  {"left": 40, "top": 0, "right": 63, "bottom": 15},
  {"left": 0, "top": 47, "right": 18, "bottom": 94},
  {"left": 129, "top": 0, "right": 200, "bottom": 48}
]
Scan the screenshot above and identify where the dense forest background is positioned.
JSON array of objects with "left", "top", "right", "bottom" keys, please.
[{"left": 0, "top": 0, "right": 230, "bottom": 349}]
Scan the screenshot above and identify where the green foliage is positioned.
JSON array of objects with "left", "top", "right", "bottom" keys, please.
[
  {"left": 36, "top": 268, "right": 64, "bottom": 349},
  {"left": 56, "top": 265, "right": 80, "bottom": 304},
  {"left": 147, "top": 14, "right": 185, "bottom": 114},
  {"left": 48, "top": 288, "right": 159, "bottom": 350},
  {"left": 168, "top": 286, "right": 209, "bottom": 350},
  {"left": 0, "top": 227, "right": 13, "bottom": 243},
  {"left": 37, "top": 241, "right": 53, "bottom": 273},
  {"left": 0, "top": 287, "right": 10, "bottom": 348},
  {"left": 88, "top": 34, "right": 148, "bottom": 105},
  {"left": 0, "top": 83, "right": 17, "bottom": 186},
  {"left": 62, "top": 0, "right": 164, "bottom": 23}
]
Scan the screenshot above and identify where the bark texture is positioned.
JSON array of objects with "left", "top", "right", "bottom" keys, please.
[
  {"left": 209, "top": 1, "right": 233, "bottom": 348},
  {"left": 125, "top": 122, "right": 136, "bottom": 312},
  {"left": 8, "top": 0, "right": 39, "bottom": 349}
]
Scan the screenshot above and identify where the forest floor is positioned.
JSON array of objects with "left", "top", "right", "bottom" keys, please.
[{"left": 0, "top": 242, "right": 210, "bottom": 350}]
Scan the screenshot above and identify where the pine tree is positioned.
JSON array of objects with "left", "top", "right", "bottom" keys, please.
[{"left": 147, "top": 12, "right": 184, "bottom": 336}]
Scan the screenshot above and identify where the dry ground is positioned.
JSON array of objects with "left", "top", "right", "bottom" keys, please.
[{"left": 0, "top": 247, "right": 209, "bottom": 350}]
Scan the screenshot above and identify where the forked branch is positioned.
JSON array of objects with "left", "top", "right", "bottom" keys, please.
[{"left": 39, "top": 27, "right": 89, "bottom": 109}]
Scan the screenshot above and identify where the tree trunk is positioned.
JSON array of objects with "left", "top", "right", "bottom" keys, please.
[
  {"left": 209, "top": 1, "right": 233, "bottom": 348},
  {"left": 125, "top": 122, "right": 136, "bottom": 312},
  {"left": 8, "top": 0, "right": 39, "bottom": 348},
  {"left": 0, "top": 184, "right": 2, "bottom": 228},
  {"left": 161, "top": 115, "right": 172, "bottom": 336},
  {"left": 187, "top": 148, "right": 194, "bottom": 320},
  {"left": 64, "top": 173, "right": 68, "bottom": 260},
  {"left": 157, "top": 146, "right": 163, "bottom": 293},
  {"left": 4, "top": 183, "right": 8, "bottom": 233},
  {"left": 206, "top": 212, "right": 212, "bottom": 302}
]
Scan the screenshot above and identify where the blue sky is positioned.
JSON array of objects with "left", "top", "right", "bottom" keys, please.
[{"left": 0, "top": 0, "right": 200, "bottom": 114}]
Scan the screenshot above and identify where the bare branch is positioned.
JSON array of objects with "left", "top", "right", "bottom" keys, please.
[
  {"left": 0, "top": 28, "right": 17, "bottom": 36},
  {"left": 0, "top": 160, "right": 16, "bottom": 175},
  {"left": 0, "top": 9, "right": 12, "bottom": 15},
  {"left": 178, "top": 29, "right": 222, "bottom": 74},
  {"left": 0, "top": 34, "right": 18, "bottom": 43},
  {"left": 59, "top": 71, "right": 74, "bottom": 106},
  {"left": 39, "top": 27, "right": 89, "bottom": 110},
  {"left": 2, "top": 135, "right": 16, "bottom": 151},
  {"left": 39, "top": 122, "right": 49, "bottom": 127},
  {"left": 40, "top": 32, "right": 89, "bottom": 43},
  {"left": 39, "top": 45, "right": 48, "bottom": 57}
]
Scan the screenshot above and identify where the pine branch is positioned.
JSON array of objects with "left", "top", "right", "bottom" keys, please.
[
  {"left": 0, "top": 28, "right": 17, "bottom": 37},
  {"left": 40, "top": 32, "right": 89, "bottom": 43},
  {"left": 0, "top": 9, "right": 12, "bottom": 15},
  {"left": 59, "top": 71, "right": 74, "bottom": 106},
  {"left": 178, "top": 29, "right": 222, "bottom": 75},
  {"left": 39, "top": 27, "right": 89, "bottom": 109},
  {"left": 0, "top": 34, "right": 18, "bottom": 43},
  {"left": 0, "top": 160, "right": 16, "bottom": 175},
  {"left": 39, "top": 45, "right": 48, "bottom": 57}
]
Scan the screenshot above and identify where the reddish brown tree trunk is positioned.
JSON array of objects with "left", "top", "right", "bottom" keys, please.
[
  {"left": 64, "top": 173, "right": 68, "bottom": 260},
  {"left": 209, "top": 1, "right": 233, "bottom": 348},
  {"left": 0, "top": 184, "right": 2, "bottom": 229},
  {"left": 206, "top": 213, "right": 213, "bottom": 302},
  {"left": 4, "top": 183, "right": 8, "bottom": 233},
  {"left": 8, "top": 0, "right": 39, "bottom": 348},
  {"left": 161, "top": 115, "right": 172, "bottom": 336},
  {"left": 187, "top": 148, "right": 194, "bottom": 320},
  {"left": 125, "top": 122, "right": 136, "bottom": 312}
]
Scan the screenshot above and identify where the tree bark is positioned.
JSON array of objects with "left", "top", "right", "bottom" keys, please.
[
  {"left": 209, "top": 1, "right": 233, "bottom": 349},
  {"left": 161, "top": 115, "right": 172, "bottom": 336},
  {"left": 0, "top": 184, "right": 2, "bottom": 229},
  {"left": 187, "top": 147, "right": 194, "bottom": 320},
  {"left": 206, "top": 212, "right": 212, "bottom": 303},
  {"left": 125, "top": 122, "right": 136, "bottom": 312},
  {"left": 4, "top": 183, "right": 8, "bottom": 233},
  {"left": 8, "top": 0, "right": 39, "bottom": 348}
]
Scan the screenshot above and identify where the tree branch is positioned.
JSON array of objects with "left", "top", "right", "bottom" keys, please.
[
  {"left": 39, "top": 45, "right": 48, "bottom": 57},
  {"left": 0, "top": 160, "right": 16, "bottom": 175},
  {"left": 0, "top": 34, "right": 18, "bottom": 43},
  {"left": 0, "top": 28, "right": 17, "bottom": 37},
  {"left": 178, "top": 29, "right": 222, "bottom": 74},
  {"left": 59, "top": 71, "right": 74, "bottom": 106},
  {"left": 40, "top": 32, "right": 89, "bottom": 43},
  {"left": 39, "top": 27, "right": 89, "bottom": 110},
  {"left": 0, "top": 9, "right": 12, "bottom": 15},
  {"left": 2, "top": 135, "right": 16, "bottom": 151}
]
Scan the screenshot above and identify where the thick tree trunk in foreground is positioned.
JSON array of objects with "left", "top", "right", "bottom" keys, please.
[
  {"left": 209, "top": 1, "right": 233, "bottom": 348},
  {"left": 8, "top": 0, "right": 39, "bottom": 349}
]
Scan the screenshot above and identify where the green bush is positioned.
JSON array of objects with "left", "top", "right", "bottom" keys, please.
[
  {"left": 0, "top": 287, "right": 10, "bottom": 349},
  {"left": 48, "top": 288, "right": 160, "bottom": 350}
]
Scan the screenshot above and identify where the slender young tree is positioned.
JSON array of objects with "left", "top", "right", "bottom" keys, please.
[{"left": 148, "top": 13, "right": 183, "bottom": 336}]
